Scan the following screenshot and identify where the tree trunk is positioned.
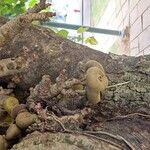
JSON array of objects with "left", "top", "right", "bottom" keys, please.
[
  {"left": 0, "top": 11, "right": 150, "bottom": 149},
  {"left": 0, "top": 17, "right": 149, "bottom": 115}
]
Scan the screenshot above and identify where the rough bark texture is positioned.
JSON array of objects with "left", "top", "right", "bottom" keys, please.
[
  {"left": 0, "top": 15, "right": 150, "bottom": 149},
  {"left": 0, "top": 17, "right": 149, "bottom": 115},
  {"left": 11, "top": 115, "right": 150, "bottom": 150},
  {"left": 11, "top": 131, "right": 120, "bottom": 150}
]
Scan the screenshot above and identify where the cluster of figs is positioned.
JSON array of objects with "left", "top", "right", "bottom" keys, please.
[
  {"left": 0, "top": 96, "right": 37, "bottom": 150},
  {"left": 0, "top": 60, "right": 108, "bottom": 150}
]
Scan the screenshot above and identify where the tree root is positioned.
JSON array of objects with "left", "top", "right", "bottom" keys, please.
[{"left": 27, "top": 107, "right": 135, "bottom": 150}]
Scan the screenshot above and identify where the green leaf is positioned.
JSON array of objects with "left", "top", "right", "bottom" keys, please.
[
  {"left": 29, "top": 0, "right": 38, "bottom": 8},
  {"left": 14, "top": 3, "right": 25, "bottom": 15},
  {"left": 0, "top": 4, "right": 12, "bottom": 16},
  {"left": 85, "top": 36, "right": 98, "bottom": 45},
  {"left": 20, "top": 0, "right": 27, "bottom": 2},
  {"left": 0, "top": 0, "right": 27, "bottom": 16},
  {"left": 5, "top": 0, "right": 16, "bottom": 4},
  {"left": 77, "top": 26, "right": 89, "bottom": 33},
  {"left": 57, "top": 29, "right": 69, "bottom": 38}
]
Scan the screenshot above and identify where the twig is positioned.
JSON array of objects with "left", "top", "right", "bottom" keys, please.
[
  {"left": 107, "top": 81, "right": 131, "bottom": 89},
  {"left": 46, "top": 112, "right": 67, "bottom": 132},
  {"left": 107, "top": 113, "right": 150, "bottom": 121}
]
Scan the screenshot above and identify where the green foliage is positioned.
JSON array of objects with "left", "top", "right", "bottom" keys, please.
[
  {"left": 56, "top": 27, "right": 98, "bottom": 46},
  {"left": 85, "top": 36, "right": 98, "bottom": 45},
  {"left": 77, "top": 26, "right": 89, "bottom": 33},
  {"left": 28, "top": 0, "right": 38, "bottom": 8},
  {"left": 77, "top": 27, "right": 98, "bottom": 45},
  {"left": 0, "top": 0, "right": 28, "bottom": 16},
  {"left": 57, "top": 29, "right": 69, "bottom": 38},
  {"left": 0, "top": 0, "right": 40, "bottom": 16}
]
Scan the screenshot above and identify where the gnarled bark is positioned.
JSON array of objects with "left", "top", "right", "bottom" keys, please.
[
  {"left": 0, "top": 1, "right": 150, "bottom": 149},
  {"left": 0, "top": 17, "right": 149, "bottom": 116}
]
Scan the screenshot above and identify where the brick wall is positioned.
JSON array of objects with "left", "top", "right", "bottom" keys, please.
[
  {"left": 129, "top": 0, "right": 150, "bottom": 56},
  {"left": 96, "top": 0, "right": 150, "bottom": 56}
]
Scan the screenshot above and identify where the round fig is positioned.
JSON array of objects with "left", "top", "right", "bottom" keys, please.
[
  {"left": 3, "top": 96, "right": 19, "bottom": 114},
  {"left": 6, "top": 124, "right": 21, "bottom": 140},
  {"left": 16, "top": 112, "right": 36, "bottom": 129},
  {"left": 85, "top": 60, "right": 105, "bottom": 72}
]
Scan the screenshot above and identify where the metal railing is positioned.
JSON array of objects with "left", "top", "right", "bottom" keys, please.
[{"left": 43, "top": 22, "right": 123, "bottom": 37}]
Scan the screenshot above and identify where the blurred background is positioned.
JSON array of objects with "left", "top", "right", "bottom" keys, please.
[{"left": 47, "top": 0, "right": 150, "bottom": 56}]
